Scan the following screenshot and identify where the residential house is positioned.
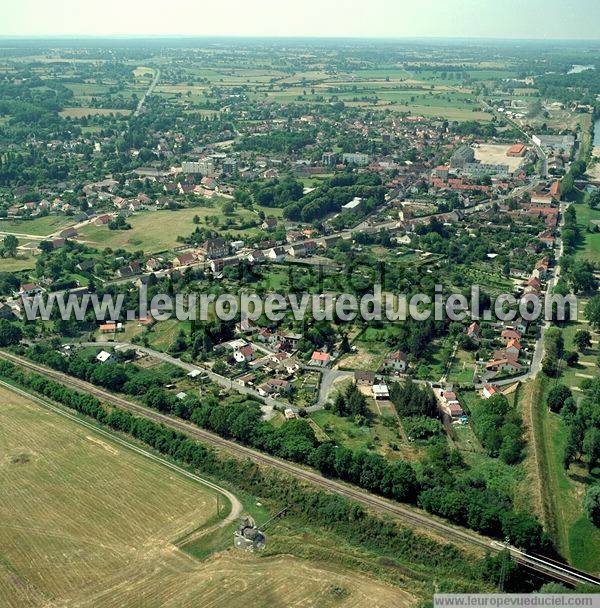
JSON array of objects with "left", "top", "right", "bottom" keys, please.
[
  {"left": 19, "top": 283, "right": 42, "bottom": 297},
  {"left": 266, "top": 246, "right": 286, "bottom": 262},
  {"left": 247, "top": 250, "right": 266, "bottom": 264},
  {"left": 266, "top": 378, "right": 291, "bottom": 394},
  {"left": 485, "top": 357, "right": 523, "bottom": 374},
  {"left": 200, "top": 176, "right": 217, "bottom": 190},
  {"left": 59, "top": 227, "right": 78, "bottom": 239},
  {"left": 96, "top": 350, "right": 114, "bottom": 364},
  {"left": 256, "top": 327, "right": 277, "bottom": 345},
  {"left": 354, "top": 370, "right": 376, "bottom": 386},
  {"left": 439, "top": 389, "right": 464, "bottom": 418},
  {"left": 310, "top": 351, "right": 331, "bottom": 367},
  {"left": 210, "top": 257, "right": 240, "bottom": 274},
  {"left": 481, "top": 384, "right": 499, "bottom": 399},
  {"left": 203, "top": 237, "right": 229, "bottom": 260},
  {"left": 532, "top": 257, "right": 550, "bottom": 280},
  {"left": 99, "top": 322, "right": 123, "bottom": 333},
  {"left": 466, "top": 322, "right": 480, "bottom": 341},
  {"left": 94, "top": 214, "right": 112, "bottom": 226},
  {"left": 261, "top": 218, "right": 277, "bottom": 231},
  {"left": 501, "top": 328, "right": 522, "bottom": 343},
  {"left": 173, "top": 252, "right": 197, "bottom": 267},
  {"left": 233, "top": 345, "right": 255, "bottom": 363},
  {"left": 505, "top": 339, "right": 522, "bottom": 358},
  {"left": 382, "top": 350, "right": 407, "bottom": 373},
  {"left": 146, "top": 257, "right": 164, "bottom": 272},
  {"left": 279, "top": 356, "right": 301, "bottom": 377}
]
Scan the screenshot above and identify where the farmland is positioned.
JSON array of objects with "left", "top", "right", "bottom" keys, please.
[
  {"left": 0, "top": 385, "right": 220, "bottom": 606},
  {"left": 0, "top": 385, "right": 415, "bottom": 607}
]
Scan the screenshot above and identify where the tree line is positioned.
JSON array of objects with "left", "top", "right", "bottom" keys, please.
[
  {"left": 17, "top": 344, "right": 549, "bottom": 552},
  {"left": 0, "top": 358, "right": 512, "bottom": 592}
]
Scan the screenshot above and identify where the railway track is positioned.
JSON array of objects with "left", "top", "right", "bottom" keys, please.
[{"left": 2, "top": 350, "right": 598, "bottom": 588}]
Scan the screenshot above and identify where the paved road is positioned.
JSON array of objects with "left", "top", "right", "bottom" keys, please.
[
  {"left": 0, "top": 230, "right": 47, "bottom": 240},
  {"left": 2, "top": 350, "right": 597, "bottom": 588},
  {"left": 0, "top": 378, "right": 243, "bottom": 530},
  {"left": 486, "top": 204, "right": 566, "bottom": 388},
  {"left": 80, "top": 340, "right": 284, "bottom": 417},
  {"left": 312, "top": 368, "right": 354, "bottom": 409},
  {"left": 134, "top": 68, "right": 160, "bottom": 117}
]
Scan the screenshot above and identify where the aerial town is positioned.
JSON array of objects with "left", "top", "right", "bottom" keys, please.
[{"left": 0, "top": 23, "right": 599, "bottom": 608}]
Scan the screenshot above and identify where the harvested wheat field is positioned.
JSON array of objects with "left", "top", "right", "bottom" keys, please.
[{"left": 0, "top": 386, "right": 415, "bottom": 608}]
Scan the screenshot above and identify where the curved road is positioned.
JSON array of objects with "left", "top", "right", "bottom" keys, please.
[
  {"left": 1, "top": 350, "right": 598, "bottom": 588},
  {"left": 79, "top": 341, "right": 285, "bottom": 416}
]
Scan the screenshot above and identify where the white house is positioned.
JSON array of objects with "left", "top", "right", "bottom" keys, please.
[
  {"left": 383, "top": 350, "right": 407, "bottom": 373},
  {"left": 96, "top": 350, "right": 114, "bottom": 364}
]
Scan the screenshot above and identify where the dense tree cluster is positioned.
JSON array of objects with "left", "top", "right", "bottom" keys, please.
[
  {"left": 282, "top": 172, "right": 385, "bottom": 222},
  {"left": 417, "top": 443, "right": 548, "bottom": 550},
  {"left": 249, "top": 177, "right": 304, "bottom": 208},
  {"left": 404, "top": 416, "right": 443, "bottom": 441},
  {"left": 470, "top": 394, "right": 525, "bottom": 464},
  {"left": 328, "top": 382, "right": 370, "bottom": 420},
  {"left": 390, "top": 379, "right": 437, "bottom": 418},
  {"left": 547, "top": 385, "right": 573, "bottom": 414},
  {"left": 237, "top": 129, "right": 316, "bottom": 154},
  {"left": 541, "top": 327, "right": 565, "bottom": 378},
  {"left": 584, "top": 485, "right": 600, "bottom": 527},
  {"left": 562, "top": 378, "right": 600, "bottom": 473},
  {"left": 0, "top": 320, "right": 22, "bottom": 347}
]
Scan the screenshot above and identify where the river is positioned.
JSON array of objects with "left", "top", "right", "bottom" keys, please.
[{"left": 594, "top": 118, "right": 600, "bottom": 148}]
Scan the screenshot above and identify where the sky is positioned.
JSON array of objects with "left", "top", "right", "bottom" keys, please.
[{"left": 1, "top": 0, "right": 599, "bottom": 40}]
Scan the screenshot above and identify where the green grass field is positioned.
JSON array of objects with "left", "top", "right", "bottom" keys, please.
[
  {"left": 146, "top": 319, "right": 191, "bottom": 351},
  {"left": 0, "top": 215, "right": 74, "bottom": 237},
  {"left": 78, "top": 206, "right": 259, "bottom": 253},
  {"left": 59, "top": 107, "right": 131, "bottom": 118},
  {"left": 0, "top": 254, "right": 36, "bottom": 272},
  {"left": 446, "top": 349, "right": 476, "bottom": 384},
  {"left": 575, "top": 204, "right": 600, "bottom": 263},
  {"left": 558, "top": 304, "right": 599, "bottom": 391},
  {"left": 532, "top": 376, "right": 600, "bottom": 573}
]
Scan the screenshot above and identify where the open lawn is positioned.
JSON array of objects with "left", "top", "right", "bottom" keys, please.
[
  {"left": 78, "top": 206, "right": 257, "bottom": 253},
  {"left": 446, "top": 349, "right": 476, "bottom": 385},
  {"left": 146, "top": 319, "right": 191, "bottom": 352},
  {"left": 558, "top": 307, "right": 600, "bottom": 391},
  {"left": 0, "top": 215, "right": 75, "bottom": 237},
  {"left": 575, "top": 204, "right": 600, "bottom": 264},
  {"left": 59, "top": 108, "right": 131, "bottom": 118},
  {"left": 310, "top": 401, "right": 426, "bottom": 463},
  {"left": 337, "top": 345, "right": 385, "bottom": 372},
  {"left": 0, "top": 254, "right": 35, "bottom": 272}
]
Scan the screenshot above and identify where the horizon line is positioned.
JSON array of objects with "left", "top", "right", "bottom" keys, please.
[{"left": 0, "top": 34, "right": 599, "bottom": 43}]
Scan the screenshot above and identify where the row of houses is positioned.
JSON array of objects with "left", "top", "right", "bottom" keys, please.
[{"left": 485, "top": 256, "right": 550, "bottom": 376}]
